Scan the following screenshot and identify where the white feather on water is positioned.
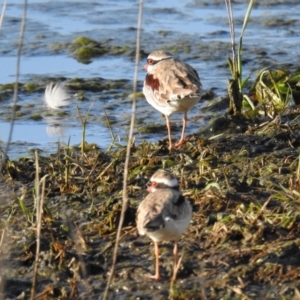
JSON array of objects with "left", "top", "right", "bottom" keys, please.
[{"left": 44, "top": 82, "right": 71, "bottom": 109}]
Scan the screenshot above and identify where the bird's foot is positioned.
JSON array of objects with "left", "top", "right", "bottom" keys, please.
[
  {"left": 145, "top": 273, "right": 161, "bottom": 281},
  {"left": 174, "top": 138, "right": 187, "bottom": 149},
  {"left": 167, "top": 140, "right": 186, "bottom": 152}
]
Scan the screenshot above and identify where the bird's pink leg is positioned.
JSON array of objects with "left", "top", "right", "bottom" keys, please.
[
  {"left": 145, "top": 241, "right": 160, "bottom": 280},
  {"left": 175, "top": 112, "right": 188, "bottom": 148},
  {"left": 165, "top": 115, "right": 173, "bottom": 151},
  {"left": 173, "top": 241, "right": 178, "bottom": 272}
]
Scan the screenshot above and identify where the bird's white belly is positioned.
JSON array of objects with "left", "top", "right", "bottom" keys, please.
[
  {"left": 146, "top": 215, "right": 191, "bottom": 242},
  {"left": 168, "top": 96, "right": 200, "bottom": 114},
  {"left": 145, "top": 93, "right": 200, "bottom": 116}
]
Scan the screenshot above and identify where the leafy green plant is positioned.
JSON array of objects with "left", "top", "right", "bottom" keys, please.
[
  {"left": 18, "top": 193, "right": 34, "bottom": 224},
  {"left": 225, "top": 0, "right": 300, "bottom": 119},
  {"left": 225, "top": 0, "right": 254, "bottom": 115},
  {"left": 249, "top": 68, "right": 300, "bottom": 118},
  {"left": 76, "top": 101, "right": 95, "bottom": 153}
]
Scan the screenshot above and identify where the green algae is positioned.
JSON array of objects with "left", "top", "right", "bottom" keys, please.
[
  {"left": 29, "top": 114, "right": 43, "bottom": 121},
  {"left": 23, "top": 83, "right": 39, "bottom": 93}
]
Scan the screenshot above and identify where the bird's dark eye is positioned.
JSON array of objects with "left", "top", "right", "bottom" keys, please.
[
  {"left": 147, "top": 58, "right": 154, "bottom": 65},
  {"left": 145, "top": 181, "right": 158, "bottom": 188}
]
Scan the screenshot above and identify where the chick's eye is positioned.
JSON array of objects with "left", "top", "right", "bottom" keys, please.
[{"left": 147, "top": 58, "right": 154, "bottom": 65}]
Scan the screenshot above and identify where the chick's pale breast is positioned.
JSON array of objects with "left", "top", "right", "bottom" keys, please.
[{"left": 137, "top": 189, "right": 192, "bottom": 242}]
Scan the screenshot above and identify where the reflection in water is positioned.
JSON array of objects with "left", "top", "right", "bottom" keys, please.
[{"left": 45, "top": 117, "right": 65, "bottom": 138}]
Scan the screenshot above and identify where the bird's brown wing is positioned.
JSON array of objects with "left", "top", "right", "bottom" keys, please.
[
  {"left": 154, "top": 58, "right": 202, "bottom": 100},
  {"left": 136, "top": 189, "right": 187, "bottom": 234}
]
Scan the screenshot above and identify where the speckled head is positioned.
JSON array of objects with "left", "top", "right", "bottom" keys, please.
[
  {"left": 147, "top": 169, "right": 179, "bottom": 192},
  {"left": 143, "top": 50, "right": 174, "bottom": 73},
  {"left": 148, "top": 50, "right": 174, "bottom": 61}
]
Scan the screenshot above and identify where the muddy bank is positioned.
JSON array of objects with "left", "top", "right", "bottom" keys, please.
[{"left": 1, "top": 111, "right": 300, "bottom": 299}]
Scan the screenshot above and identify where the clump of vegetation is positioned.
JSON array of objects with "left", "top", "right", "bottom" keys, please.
[
  {"left": 29, "top": 113, "right": 43, "bottom": 120},
  {"left": 248, "top": 68, "right": 300, "bottom": 118},
  {"left": 225, "top": 0, "right": 300, "bottom": 120},
  {"left": 0, "top": 83, "right": 16, "bottom": 91},
  {"left": 225, "top": 0, "right": 253, "bottom": 115},
  {"left": 138, "top": 123, "right": 167, "bottom": 133},
  {"left": 23, "top": 82, "right": 39, "bottom": 93},
  {"left": 69, "top": 36, "right": 111, "bottom": 63},
  {"left": 111, "top": 45, "right": 129, "bottom": 55}
]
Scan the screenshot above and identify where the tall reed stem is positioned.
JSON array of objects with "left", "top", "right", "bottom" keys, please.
[{"left": 102, "top": 1, "right": 144, "bottom": 299}]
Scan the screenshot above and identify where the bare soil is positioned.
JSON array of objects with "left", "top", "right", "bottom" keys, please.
[{"left": 1, "top": 112, "right": 300, "bottom": 299}]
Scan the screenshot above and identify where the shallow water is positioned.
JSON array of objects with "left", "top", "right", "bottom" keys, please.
[
  {"left": 1, "top": 0, "right": 300, "bottom": 158},
  {"left": 0, "top": 55, "right": 136, "bottom": 83}
]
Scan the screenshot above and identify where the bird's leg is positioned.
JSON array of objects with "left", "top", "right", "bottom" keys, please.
[
  {"left": 175, "top": 112, "right": 188, "bottom": 148},
  {"left": 145, "top": 241, "right": 160, "bottom": 280},
  {"left": 173, "top": 241, "right": 179, "bottom": 278},
  {"left": 165, "top": 114, "right": 173, "bottom": 152}
]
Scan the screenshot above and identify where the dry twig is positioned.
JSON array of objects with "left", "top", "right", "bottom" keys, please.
[
  {"left": 102, "top": 1, "right": 144, "bottom": 299},
  {"left": 0, "top": 0, "right": 27, "bottom": 172}
]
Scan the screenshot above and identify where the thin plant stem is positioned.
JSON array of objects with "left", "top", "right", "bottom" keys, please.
[
  {"left": 0, "top": 0, "right": 27, "bottom": 173},
  {"left": 76, "top": 100, "right": 94, "bottom": 153},
  {"left": 0, "top": 0, "right": 7, "bottom": 29},
  {"left": 31, "top": 151, "right": 46, "bottom": 299},
  {"left": 225, "top": 0, "right": 254, "bottom": 89},
  {"left": 251, "top": 196, "right": 272, "bottom": 225},
  {"left": 0, "top": 229, "right": 5, "bottom": 299},
  {"left": 104, "top": 109, "right": 116, "bottom": 152},
  {"left": 238, "top": 0, "right": 254, "bottom": 87},
  {"left": 76, "top": 106, "right": 87, "bottom": 153},
  {"left": 225, "top": 0, "right": 237, "bottom": 76},
  {"left": 0, "top": 229, "right": 4, "bottom": 249},
  {"left": 102, "top": 1, "right": 144, "bottom": 299}
]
